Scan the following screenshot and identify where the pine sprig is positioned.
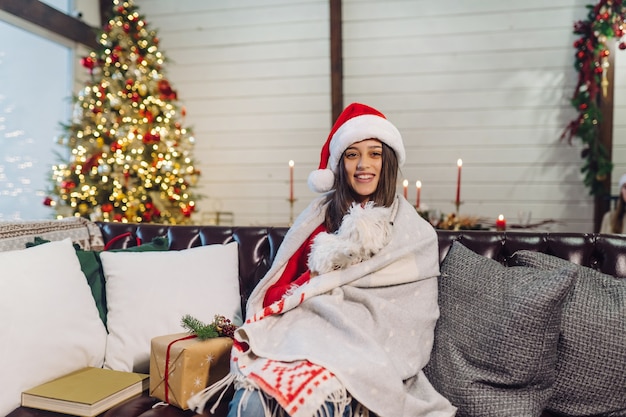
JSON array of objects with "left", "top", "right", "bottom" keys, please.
[{"left": 181, "top": 314, "right": 237, "bottom": 340}]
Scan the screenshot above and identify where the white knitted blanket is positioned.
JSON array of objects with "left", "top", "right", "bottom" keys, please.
[{"left": 191, "top": 196, "right": 456, "bottom": 417}]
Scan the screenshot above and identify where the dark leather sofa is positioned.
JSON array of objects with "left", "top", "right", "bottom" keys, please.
[{"left": 10, "top": 223, "right": 626, "bottom": 417}]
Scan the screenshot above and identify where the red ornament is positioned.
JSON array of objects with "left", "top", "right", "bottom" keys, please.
[
  {"left": 142, "top": 132, "right": 161, "bottom": 144},
  {"left": 620, "top": 42, "right": 626, "bottom": 50},
  {"left": 579, "top": 103, "right": 588, "bottom": 110},
  {"left": 113, "top": 213, "right": 123, "bottom": 222},
  {"left": 101, "top": 203, "right": 113, "bottom": 213},
  {"left": 110, "top": 141, "right": 122, "bottom": 152},
  {"left": 43, "top": 197, "right": 53, "bottom": 206},
  {"left": 61, "top": 180, "right": 76, "bottom": 190},
  {"left": 81, "top": 56, "right": 96, "bottom": 70},
  {"left": 157, "top": 79, "right": 177, "bottom": 100},
  {"left": 181, "top": 205, "right": 194, "bottom": 217},
  {"left": 123, "top": 23, "right": 131, "bottom": 33},
  {"left": 576, "top": 51, "right": 586, "bottom": 59},
  {"left": 594, "top": 66, "right": 604, "bottom": 74}
]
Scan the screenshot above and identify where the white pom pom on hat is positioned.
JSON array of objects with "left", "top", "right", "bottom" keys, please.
[{"left": 307, "top": 102, "right": 405, "bottom": 193}]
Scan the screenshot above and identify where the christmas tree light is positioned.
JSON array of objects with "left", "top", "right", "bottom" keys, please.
[{"left": 45, "top": 0, "right": 200, "bottom": 224}]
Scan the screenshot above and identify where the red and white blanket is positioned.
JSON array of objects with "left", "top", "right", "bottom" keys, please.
[{"left": 190, "top": 196, "right": 456, "bottom": 417}]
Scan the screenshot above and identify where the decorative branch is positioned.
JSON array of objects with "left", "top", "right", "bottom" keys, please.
[
  {"left": 562, "top": 0, "right": 626, "bottom": 195},
  {"left": 181, "top": 314, "right": 238, "bottom": 340}
]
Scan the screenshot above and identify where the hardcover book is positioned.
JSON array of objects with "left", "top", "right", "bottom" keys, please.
[{"left": 21, "top": 367, "right": 149, "bottom": 417}]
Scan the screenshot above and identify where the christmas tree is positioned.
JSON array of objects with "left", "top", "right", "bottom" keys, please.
[{"left": 45, "top": 0, "right": 200, "bottom": 224}]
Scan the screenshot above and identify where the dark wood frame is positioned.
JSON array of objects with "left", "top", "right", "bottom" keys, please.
[
  {"left": 596, "top": 42, "right": 615, "bottom": 232},
  {"left": 0, "top": 0, "right": 104, "bottom": 48},
  {"left": 329, "top": 0, "right": 343, "bottom": 123}
]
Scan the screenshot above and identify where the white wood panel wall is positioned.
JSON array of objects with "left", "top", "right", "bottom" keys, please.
[
  {"left": 613, "top": 40, "right": 626, "bottom": 196},
  {"left": 135, "top": 0, "right": 601, "bottom": 231}
]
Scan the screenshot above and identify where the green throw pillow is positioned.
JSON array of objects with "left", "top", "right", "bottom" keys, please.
[{"left": 26, "top": 236, "right": 169, "bottom": 328}]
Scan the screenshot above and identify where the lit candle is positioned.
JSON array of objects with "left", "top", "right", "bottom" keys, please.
[
  {"left": 416, "top": 180, "right": 422, "bottom": 208},
  {"left": 455, "top": 159, "right": 463, "bottom": 206},
  {"left": 403, "top": 179, "right": 408, "bottom": 199},
  {"left": 496, "top": 214, "right": 506, "bottom": 231},
  {"left": 288, "top": 160, "right": 294, "bottom": 201}
]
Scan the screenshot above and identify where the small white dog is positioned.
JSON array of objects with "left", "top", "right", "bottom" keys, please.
[{"left": 308, "top": 202, "right": 393, "bottom": 275}]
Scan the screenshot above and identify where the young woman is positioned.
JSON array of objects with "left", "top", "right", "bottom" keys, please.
[
  {"left": 190, "top": 103, "right": 456, "bottom": 417},
  {"left": 601, "top": 173, "right": 626, "bottom": 234}
]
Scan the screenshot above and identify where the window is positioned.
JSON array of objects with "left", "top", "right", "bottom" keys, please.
[{"left": 0, "top": 0, "right": 73, "bottom": 220}]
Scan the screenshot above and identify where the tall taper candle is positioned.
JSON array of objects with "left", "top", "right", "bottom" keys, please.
[
  {"left": 403, "top": 179, "right": 408, "bottom": 199},
  {"left": 456, "top": 159, "right": 463, "bottom": 206},
  {"left": 416, "top": 180, "right": 422, "bottom": 208},
  {"left": 289, "top": 160, "right": 294, "bottom": 201}
]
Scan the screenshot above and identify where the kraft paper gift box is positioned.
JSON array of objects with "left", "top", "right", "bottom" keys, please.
[{"left": 149, "top": 332, "right": 233, "bottom": 410}]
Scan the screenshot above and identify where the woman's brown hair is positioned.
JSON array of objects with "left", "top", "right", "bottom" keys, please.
[
  {"left": 322, "top": 141, "right": 398, "bottom": 232},
  {"left": 610, "top": 196, "right": 625, "bottom": 233}
]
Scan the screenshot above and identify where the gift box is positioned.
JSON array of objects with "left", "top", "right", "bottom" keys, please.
[{"left": 149, "top": 332, "right": 232, "bottom": 410}]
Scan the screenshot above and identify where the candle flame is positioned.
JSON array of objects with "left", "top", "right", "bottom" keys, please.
[
  {"left": 498, "top": 214, "right": 505, "bottom": 221},
  {"left": 289, "top": 160, "right": 294, "bottom": 167},
  {"left": 457, "top": 159, "right": 463, "bottom": 167},
  {"left": 403, "top": 179, "right": 408, "bottom": 187},
  {"left": 416, "top": 180, "right": 421, "bottom": 188}
]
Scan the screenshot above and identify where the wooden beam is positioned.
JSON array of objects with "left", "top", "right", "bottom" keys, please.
[
  {"left": 594, "top": 41, "right": 615, "bottom": 232},
  {"left": 100, "top": 0, "right": 112, "bottom": 28},
  {"left": 0, "top": 0, "right": 99, "bottom": 49},
  {"left": 329, "top": 0, "right": 343, "bottom": 123}
]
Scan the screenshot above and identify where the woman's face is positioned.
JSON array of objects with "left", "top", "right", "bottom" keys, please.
[{"left": 342, "top": 139, "right": 383, "bottom": 203}]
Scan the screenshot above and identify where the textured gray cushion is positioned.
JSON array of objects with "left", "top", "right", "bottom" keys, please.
[
  {"left": 511, "top": 250, "right": 626, "bottom": 417},
  {"left": 424, "top": 241, "right": 577, "bottom": 417}
]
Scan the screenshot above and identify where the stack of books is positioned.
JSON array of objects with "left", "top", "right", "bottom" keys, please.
[{"left": 21, "top": 367, "right": 149, "bottom": 417}]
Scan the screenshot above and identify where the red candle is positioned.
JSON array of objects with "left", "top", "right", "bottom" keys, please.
[
  {"left": 403, "top": 179, "right": 408, "bottom": 199},
  {"left": 496, "top": 214, "right": 506, "bottom": 231},
  {"left": 415, "top": 180, "right": 421, "bottom": 208},
  {"left": 455, "top": 159, "right": 463, "bottom": 206},
  {"left": 288, "top": 160, "right": 294, "bottom": 201}
]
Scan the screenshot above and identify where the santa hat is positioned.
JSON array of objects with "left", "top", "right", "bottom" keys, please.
[{"left": 307, "top": 103, "right": 405, "bottom": 193}]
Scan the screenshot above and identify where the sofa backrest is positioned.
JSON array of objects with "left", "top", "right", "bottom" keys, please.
[{"left": 96, "top": 223, "right": 626, "bottom": 315}]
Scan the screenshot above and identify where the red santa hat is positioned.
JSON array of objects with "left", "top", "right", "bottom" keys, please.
[{"left": 307, "top": 103, "right": 405, "bottom": 193}]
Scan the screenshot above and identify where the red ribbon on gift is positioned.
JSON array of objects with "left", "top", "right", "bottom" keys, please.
[{"left": 164, "top": 334, "right": 198, "bottom": 403}]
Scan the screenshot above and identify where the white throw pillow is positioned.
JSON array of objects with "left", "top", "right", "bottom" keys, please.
[
  {"left": 101, "top": 242, "right": 241, "bottom": 373},
  {"left": 0, "top": 239, "right": 107, "bottom": 416}
]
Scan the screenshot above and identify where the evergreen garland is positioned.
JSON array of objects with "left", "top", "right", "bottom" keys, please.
[
  {"left": 563, "top": 0, "right": 626, "bottom": 196},
  {"left": 181, "top": 314, "right": 237, "bottom": 340}
]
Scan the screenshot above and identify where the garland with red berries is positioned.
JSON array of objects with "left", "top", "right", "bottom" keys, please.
[{"left": 563, "top": 0, "right": 626, "bottom": 196}]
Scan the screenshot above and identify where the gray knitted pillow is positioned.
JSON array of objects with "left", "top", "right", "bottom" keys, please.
[
  {"left": 510, "top": 250, "right": 626, "bottom": 417},
  {"left": 424, "top": 241, "right": 577, "bottom": 417}
]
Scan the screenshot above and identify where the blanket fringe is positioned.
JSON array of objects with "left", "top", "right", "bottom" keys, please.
[{"left": 187, "top": 372, "right": 236, "bottom": 414}]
